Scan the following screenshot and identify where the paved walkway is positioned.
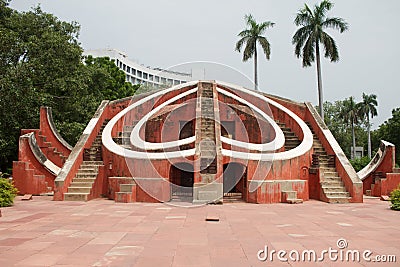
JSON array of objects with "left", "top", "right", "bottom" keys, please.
[{"left": 0, "top": 197, "right": 398, "bottom": 266}]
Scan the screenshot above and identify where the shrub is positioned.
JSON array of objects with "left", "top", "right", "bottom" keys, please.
[
  {"left": 0, "top": 177, "right": 18, "bottom": 207},
  {"left": 390, "top": 186, "right": 400, "bottom": 211},
  {"left": 349, "top": 156, "right": 371, "bottom": 172}
]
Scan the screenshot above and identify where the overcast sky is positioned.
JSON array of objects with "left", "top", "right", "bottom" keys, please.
[{"left": 10, "top": 0, "right": 400, "bottom": 128}]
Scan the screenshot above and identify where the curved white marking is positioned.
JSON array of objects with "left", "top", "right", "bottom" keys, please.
[
  {"left": 216, "top": 80, "right": 313, "bottom": 161},
  {"left": 217, "top": 87, "right": 285, "bottom": 152},
  {"left": 130, "top": 88, "right": 197, "bottom": 150},
  {"left": 102, "top": 82, "right": 198, "bottom": 159}
]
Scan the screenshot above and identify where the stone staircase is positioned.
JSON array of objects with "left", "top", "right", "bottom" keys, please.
[
  {"left": 64, "top": 121, "right": 108, "bottom": 201},
  {"left": 113, "top": 123, "right": 136, "bottom": 149},
  {"left": 63, "top": 161, "right": 103, "bottom": 201},
  {"left": 37, "top": 132, "right": 68, "bottom": 166},
  {"left": 199, "top": 84, "right": 217, "bottom": 175},
  {"left": 276, "top": 121, "right": 301, "bottom": 150},
  {"left": 223, "top": 192, "right": 244, "bottom": 203},
  {"left": 307, "top": 122, "right": 350, "bottom": 203}
]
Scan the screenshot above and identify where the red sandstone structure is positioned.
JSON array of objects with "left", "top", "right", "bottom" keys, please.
[{"left": 12, "top": 81, "right": 400, "bottom": 204}]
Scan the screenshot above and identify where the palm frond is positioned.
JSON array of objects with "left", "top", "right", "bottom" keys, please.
[
  {"left": 242, "top": 37, "right": 256, "bottom": 62},
  {"left": 294, "top": 7, "right": 313, "bottom": 26},
  {"left": 258, "top": 37, "right": 271, "bottom": 60},
  {"left": 237, "top": 29, "right": 252, "bottom": 38},
  {"left": 258, "top": 21, "right": 275, "bottom": 35},
  {"left": 320, "top": 32, "right": 339, "bottom": 62},
  {"left": 322, "top": 17, "right": 349, "bottom": 33},
  {"left": 302, "top": 33, "right": 316, "bottom": 67},
  {"left": 235, "top": 37, "right": 247, "bottom": 52},
  {"left": 292, "top": 25, "right": 312, "bottom": 56}
]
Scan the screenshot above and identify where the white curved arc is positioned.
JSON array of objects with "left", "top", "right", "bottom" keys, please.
[
  {"left": 102, "top": 81, "right": 198, "bottom": 159},
  {"left": 217, "top": 87, "right": 285, "bottom": 152},
  {"left": 130, "top": 87, "right": 197, "bottom": 150},
  {"left": 216, "top": 80, "right": 313, "bottom": 161}
]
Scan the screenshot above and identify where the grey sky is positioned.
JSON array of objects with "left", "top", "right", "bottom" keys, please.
[{"left": 10, "top": 0, "right": 400, "bottom": 128}]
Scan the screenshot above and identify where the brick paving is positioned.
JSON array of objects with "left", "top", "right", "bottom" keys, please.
[{"left": 0, "top": 196, "right": 399, "bottom": 266}]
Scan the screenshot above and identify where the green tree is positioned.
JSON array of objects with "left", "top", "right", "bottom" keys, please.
[
  {"left": 0, "top": 3, "right": 140, "bottom": 172},
  {"left": 0, "top": 3, "right": 86, "bottom": 171},
  {"left": 292, "top": 0, "right": 348, "bottom": 120},
  {"left": 375, "top": 108, "right": 400, "bottom": 165},
  {"left": 358, "top": 93, "right": 378, "bottom": 159},
  {"left": 235, "top": 14, "right": 274, "bottom": 91},
  {"left": 340, "top": 97, "right": 361, "bottom": 159},
  {"left": 84, "top": 56, "right": 139, "bottom": 100}
]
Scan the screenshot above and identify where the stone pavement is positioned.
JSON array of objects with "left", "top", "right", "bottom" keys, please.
[{"left": 0, "top": 196, "right": 399, "bottom": 267}]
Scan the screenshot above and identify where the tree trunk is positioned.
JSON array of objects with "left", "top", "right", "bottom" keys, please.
[
  {"left": 315, "top": 42, "right": 324, "bottom": 121},
  {"left": 254, "top": 46, "right": 258, "bottom": 91},
  {"left": 352, "top": 119, "right": 356, "bottom": 159},
  {"left": 367, "top": 115, "right": 371, "bottom": 158}
]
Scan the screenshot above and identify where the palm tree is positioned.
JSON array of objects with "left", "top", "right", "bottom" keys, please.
[
  {"left": 340, "top": 96, "right": 360, "bottom": 159},
  {"left": 236, "top": 14, "right": 274, "bottom": 91},
  {"left": 292, "top": 0, "right": 348, "bottom": 120},
  {"left": 359, "top": 93, "right": 378, "bottom": 158}
]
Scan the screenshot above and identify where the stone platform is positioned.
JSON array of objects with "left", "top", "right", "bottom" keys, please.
[{"left": 0, "top": 196, "right": 398, "bottom": 266}]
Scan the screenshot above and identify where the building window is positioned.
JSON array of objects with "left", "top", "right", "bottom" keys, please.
[
  {"left": 167, "top": 79, "right": 173, "bottom": 85},
  {"left": 149, "top": 74, "right": 153, "bottom": 81},
  {"left": 132, "top": 68, "right": 136, "bottom": 75},
  {"left": 155, "top": 76, "right": 160, "bottom": 83},
  {"left": 127, "top": 66, "right": 131, "bottom": 73},
  {"left": 123, "top": 64, "right": 126, "bottom": 71},
  {"left": 137, "top": 71, "right": 142, "bottom": 78},
  {"left": 161, "top": 77, "right": 166, "bottom": 84},
  {"left": 174, "top": 80, "right": 179, "bottom": 85},
  {"left": 143, "top": 72, "right": 148, "bottom": 80}
]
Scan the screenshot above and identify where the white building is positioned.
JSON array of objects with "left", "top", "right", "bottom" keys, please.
[{"left": 83, "top": 49, "right": 192, "bottom": 88}]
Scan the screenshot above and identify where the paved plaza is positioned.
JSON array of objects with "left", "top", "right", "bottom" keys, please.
[{"left": 0, "top": 197, "right": 398, "bottom": 266}]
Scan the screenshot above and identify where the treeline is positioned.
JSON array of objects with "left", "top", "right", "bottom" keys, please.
[
  {"left": 324, "top": 97, "right": 400, "bottom": 167},
  {"left": 0, "top": 1, "right": 138, "bottom": 172}
]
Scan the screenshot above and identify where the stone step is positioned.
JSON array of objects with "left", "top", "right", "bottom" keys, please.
[
  {"left": 322, "top": 186, "right": 347, "bottom": 193},
  {"left": 324, "top": 171, "right": 339, "bottom": 177},
  {"left": 123, "top": 125, "right": 134, "bottom": 132},
  {"left": 120, "top": 184, "right": 135, "bottom": 193},
  {"left": 81, "top": 161, "right": 103, "bottom": 165},
  {"left": 79, "top": 164, "right": 99, "bottom": 169},
  {"left": 320, "top": 167, "right": 336, "bottom": 172},
  {"left": 73, "top": 178, "right": 96, "bottom": 183},
  {"left": 77, "top": 170, "right": 97, "bottom": 175},
  {"left": 75, "top": 172, "right": 97, "bottom": 178},
  {"left": 321, "top": 181, "right": 344, "bottom": 187},
  {"left": 325, "top": 191, "right": 350, "bottom": 197},
  {"left": 68, "top": 187, "right": 92, "bottom": 193},
  {"left": 64, "top": 192, "right": 89, "bottom": 201},
  {"left": 323, "top": 176, "right": 342, "bottom": 182},
  {"left": 327, "top": 197, "right": 351, "bottom": 204},
  {"left": 70, "top": 182, "right": 94, "bottom": 187}
]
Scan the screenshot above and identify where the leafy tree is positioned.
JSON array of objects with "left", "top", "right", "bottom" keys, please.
[
  {"left": 339, "top": 97, "right": 361, "bottom": 159},
  {"left": 292, "top": 0, "right": 348, "bottom": 120},
  {"left": 324, "top": 100, "right": 367, "bottom": 159},
  {"left": 84, "top": 56, "right": 139, "bottom": 100},
  {"left": 358, "top": 93, "right": 378, "bottom": 159},
  {"left": 235, "top": 14, "right": 274, "bottom": 91},
  {"left": 375, "top": 108, "right": 400, "bottom": 165},
  {"left": 0, "top": 3, "right": 140, "bottom": 172},
  {"left": 0, "top": 3, "right": 86, "bottom": 171}
]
